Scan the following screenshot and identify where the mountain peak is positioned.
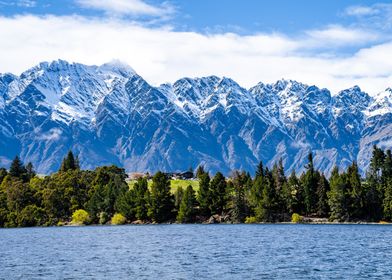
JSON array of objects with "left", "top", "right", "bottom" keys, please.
[{"left": 99, "top": 60, "right": 136, "bottom": 77}]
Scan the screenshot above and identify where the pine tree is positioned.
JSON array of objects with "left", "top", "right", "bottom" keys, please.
[
  {"left": 316, "top": 173, "right": 329, "bottom": 217},
  {"left": 132, "top": 178, "right": 149, "bottom": 220},
  {"left": 25, "top": 162, "right": 36, "bottom": 181},
  {"left": 328, "top": 167, "right": 349, "bottom": 221},
  {"left": 364, "top": 146, "right": 384, "bottom": 221},
  {"left": 287, "top": 170, "right": 304, "bottom": 214},
  {"left": 9, "top": 156, "right": 27, "bottom": 179},
  {"left": 197, "top": 172, "right": 211, "bottom": 216},
  {"left": 257, "top": 170, "right": 280, "bottom": 222},
  {"left": 302, "top": 152, "right": 318, "bottom": 215},
  {"left": 60, "top": 151, "right": 78, "bottom": 172},
  {"left": 174, "top": 186, "right": 184, "bottom": 210},
  {"left": 177, "top": 185, "right": 197, "bottom": 223},
  {"left": 383, "top": 179, "right": 392, "bottom": 221},
  {"left": 196, "top": 165, "right": 206, "bottom": 178},
  {"left": 148, "top": 172, "right": 174, "bottom": 222},
  {"left": 382, "top": 150, "right": 392, "bottom": 182},
  {"left": 272, "top": 159, "right": 288, "bottom": 216},
  {"left": 347, "top": 162, "right": 363, "bottom": 219},
  {"left": 250, "top": 165, "right": 265, "bottom": 215},
  {"left": 255, "top": 161, "right": 264, "bottom": 180},
  {"left": 231, "top": 171, "right": 250, "bottom": 222},
  {"left": 209, "top": 172, "right": 227, "bottom": 215}
]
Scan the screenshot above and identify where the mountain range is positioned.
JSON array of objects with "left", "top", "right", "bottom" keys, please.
[{"left": 0, "top": 60, "right": 391, "bottom": 176}]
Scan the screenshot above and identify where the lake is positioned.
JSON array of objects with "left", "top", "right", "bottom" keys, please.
[{"left": 1, "top": 224, "right": 392, "bottom": 279}]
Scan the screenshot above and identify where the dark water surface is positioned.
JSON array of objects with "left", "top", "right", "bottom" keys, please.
[{"left": 1, "top": 224, "right": 392, "bottom": 279}]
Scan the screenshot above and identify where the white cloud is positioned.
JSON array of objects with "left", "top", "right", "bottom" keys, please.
[
  {"left": 305, "top": 25, "right": 380, "bottom": 47},
  {"left": 36, "top": 128, "right": 63, "bottom": 141},
  {"left": 344, "top": 3, "right": 392, "bottom": 30},
  {"left": 345, "top": 5, "right": 378, "bottom": 16},
  {"left": 76, "top": 0, "right": 174, "bottom": 18},
  {"left": 0, "top": 15, "right": 391, "bottom": 95},
  {"left": 0, "top": 0, "right": 36, "bottom": 7}
]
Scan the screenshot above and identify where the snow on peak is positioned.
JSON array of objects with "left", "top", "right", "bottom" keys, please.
[
  {"left": 365, "top": 88, "right": 392, "bottom": 117},
  {"left": 99, "top": 60, "right": 136, "bottom": 77}
]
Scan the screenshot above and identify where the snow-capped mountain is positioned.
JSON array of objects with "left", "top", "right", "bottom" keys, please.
[{"left": 0, "top": 60, "right": 391, "bottom": 176}]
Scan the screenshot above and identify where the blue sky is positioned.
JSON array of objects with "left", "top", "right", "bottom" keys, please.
[{"left": 0, "top": 0, "right": 391, "bottom": 93}]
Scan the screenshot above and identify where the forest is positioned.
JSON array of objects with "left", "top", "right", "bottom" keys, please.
[{"left": 0, "top": 146, "right": 391, "bottom": 227}]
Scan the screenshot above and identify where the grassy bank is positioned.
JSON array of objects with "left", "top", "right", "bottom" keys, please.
[{"left": 129, "top": 179, "right": 199, "bottom": 194}]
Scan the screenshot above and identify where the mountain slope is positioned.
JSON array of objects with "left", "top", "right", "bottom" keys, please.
[{"left": 0, "top": 60, "right": 391, "bottom": 176}]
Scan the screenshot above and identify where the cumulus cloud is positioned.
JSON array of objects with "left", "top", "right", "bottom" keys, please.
[
  {"left": 0, "top": 15, "right": 391, "bottom": 95},
  {"left": 76, "top": 0, "right": 174, "bottom": 18}
]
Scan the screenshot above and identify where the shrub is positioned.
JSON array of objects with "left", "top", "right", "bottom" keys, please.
[
  {"left": 99, "top": 212, "right": 109, "bottom": 225},
  {"left": 111, "top": 213, "right": 126, "bottom": 225},
  {"left": 245, "top": 216, "right": 257, "bottom": 224},
  {"left": 71, "top": 209, "right": 90, "bottom": 225},
  {"left": 291, "top": 213, "right": 303, "bottom": 223}
]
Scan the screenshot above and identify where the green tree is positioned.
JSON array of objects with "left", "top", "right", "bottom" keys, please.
[
  {"left": 255, "top": 161, "right": 264, "bottom": 180},
  {"left": 316, "top": 173, "right": 330, "bottom": 217},
  {"left": 257, "top": 170, "right": 280, "bottom": 222},
  {"left": 383, "top": 179, "right": 392, "bottom": 221},
  {"left": 148, "top": 172, "right": 174, "bottom": 222},
  {"left": 0, "top": 168, "right": 8, "bottom": 184},
  {"left": 60, "top": 150, "right": 80, "bottom": 172},
  {"left": 328, "top": 167, "right": 349, "bottom": 221},
  {"left": 230, "top": 171, "right": 251, "bottom": 223},
  {"left": 86, "top": 166, "right": 128, "bottom": 223},
  {"left": 209, "top": 172, "right": 227, "bottom": 215},
  {"left": 302, "top": 153, "right": 318, "bottom": 215},
  {"left": 18, "top": 205, "right": 46, "bottom": 227},
  {"left": 196, "top": 165, "right": 206, "bottom": 178},
  {"left": 347, "top": 162, "right": 363, "bottom": 219},
  {"left": 197, "top": 172, "right": 211, "bottom": 216},
  {"left": 9, "top": 156, "right": 27, "bottom": 179},
  {"left": 177, "top": 185, "right": 197, "bottom": 223},
  {"left": 286, "top": 170, "right": 304, "bottom": 214},
  {"left": 174, "top": 186, "right": 184, "bottom": 210},
  {"left": 71, "top": 209, "right": 90, "bottom": 225},
  {"left": 25, "top": 162, "right": 36, "bottom": 181}
]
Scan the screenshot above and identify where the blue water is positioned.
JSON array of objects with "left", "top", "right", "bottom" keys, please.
[{"left": 1, "top": 224, "right": 392, "bottom": 279}]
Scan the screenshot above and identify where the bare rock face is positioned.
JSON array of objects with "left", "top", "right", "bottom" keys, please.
[{"left": 0, "top": 60, "right": 391, "bottom": 176}]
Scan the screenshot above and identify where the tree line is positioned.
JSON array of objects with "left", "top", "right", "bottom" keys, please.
[{"left": 0, "top": 146, "right": 391, "bottom": 227}]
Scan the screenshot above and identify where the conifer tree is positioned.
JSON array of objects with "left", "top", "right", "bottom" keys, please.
[
  {"left": 383, "top": 179, "right": 392, "bottom": 221},
  {"left": 196, "top": 165, "right": 206, "bottom": 178},
  {"left": 148, "top": 172, "right": 174, "bottom": 222},
  {"left": 174, "top": 186, "right": 184, "bottom": 210},
  {"left": 328, "top": 167, "right": 349, "bottom": 221},
  {"left": 25, "top": 162, "right": 36, "bottom": 181},
  {"left": 287, "top": 170, "right": 304, "bottom": 214},
  {"left": 197, "top": 172, "right": 211, "bottom": 216},
  {"left": 255, "top": 161, "right": 264, "bottom": 180},
  {"left": 231, "top": 171, "right": 250, "bottom": 222},
  {"left": 257, "top": 169, "right": 280, "bottom": 222},
  {"left": 177, "top": 185, "right": 197, "bottom": 223},
  {"left": 9, "top": 156, "right": 27, "bottom": 179},
  {"left": 316, "top": 173, "right": 330, "bottom": 217},
  {"left": 132, "top": 178, "right": 149, "bottom": 220},
  {"left": 347, "top": 162, "right": 363, "bottom": 219},
  {"left": 60, "top": 151, "right": 77, "bottom": 172},
  {"left": 382, "top": 150, "right": 392, "bottom": 182},
  {"left": 302, "top": 152, "right": 318, "bottom": 215},
  {"left": 209, "top": 172, "right": 227, "bottom": 215}
]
